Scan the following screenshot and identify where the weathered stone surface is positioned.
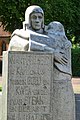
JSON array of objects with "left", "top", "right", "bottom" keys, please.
[
  {"left": 52, "top": 80, "right": 75, "bottom": 120},
  {"left": 2, "top": 51, "right": 53, "bottom": 120},
  {"left": 2, "top": 4, "right": 75, "bottom": 120},
  {"left": 2, "top": 51, "right": 75, "bottom": 120}
]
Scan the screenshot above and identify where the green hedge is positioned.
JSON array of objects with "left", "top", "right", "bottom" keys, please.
[
  {"left": 0, "top": 85, "right": 2, "bottom": 91},
  {"left": 71, "top": 48, "right": 80, "bottom": 77}
]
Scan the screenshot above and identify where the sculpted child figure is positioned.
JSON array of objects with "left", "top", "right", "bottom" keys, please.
[
  {"left": 47, "top": 21, "right": 72, "bottom": 76},
  {"left": 47, "top": 21, "right": 72, "bottom": 51},
  {"left": 8, "top": 5, "right": 75, "bottom": 120}
]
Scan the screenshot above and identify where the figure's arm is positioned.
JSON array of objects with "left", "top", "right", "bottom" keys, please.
[
  {"left": 29, "top": 40, "right": 68, "bottom": 65},
  {"left": 8, "top": 35, "right": 29, "bottom": 51},
  {"left": 45, "top": 46, "right": 68, "bottom": 66},
  {"left": 28, "top": 40, "right": 55, "bottom": 52},
  {"left": 8, "top": 29, "right": 30, "bottom": 51}
]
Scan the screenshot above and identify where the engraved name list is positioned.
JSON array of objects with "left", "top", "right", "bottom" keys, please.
[{"left": 7, "top": 52, "right": 53, "bottom": 120}]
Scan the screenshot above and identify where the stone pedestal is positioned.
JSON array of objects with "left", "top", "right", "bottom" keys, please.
[
  {"left": 2, "top": 51, "right": 75, "bottom": 120},
  {"left": 2, "top": 51, "right": 53, "bottom": 120},
  {"left": 52, "top": 80, "right": 75, "bottom": 120}
]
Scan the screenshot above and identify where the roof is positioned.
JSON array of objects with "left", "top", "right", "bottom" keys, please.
[{"left": 0, "top": 22, "right": 11, "bottom": 37}]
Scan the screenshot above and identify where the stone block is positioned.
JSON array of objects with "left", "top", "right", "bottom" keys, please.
[
  {"left": 2, "top": 51, "right": 53, "bottom": 120},
  {"left": 2, "top": 51, "right": 75, "bottom": 120}
]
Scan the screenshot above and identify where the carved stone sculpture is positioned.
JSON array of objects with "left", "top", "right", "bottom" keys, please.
[
  {"left": 8, "top": 5, "right": 75, "bottom": 120},
  {"left": 8, "top": 5, "right": 70, "bottom": 74}
]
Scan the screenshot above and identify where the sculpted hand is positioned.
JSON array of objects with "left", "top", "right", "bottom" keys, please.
[
  {"left": 44, "top": 46, "right": 68, "bottom": 65},
  {"left": 54, "top": 51, "right": 68, "bottom": 65}
]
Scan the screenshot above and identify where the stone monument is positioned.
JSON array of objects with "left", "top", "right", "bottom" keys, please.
[
  {"left": 2, "top": 51, "right": 53, "bottom": 120},
  {"left": 2, "top": 5, "right": 75, "bottom": 120}
]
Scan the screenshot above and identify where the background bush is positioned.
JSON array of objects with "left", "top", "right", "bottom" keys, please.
[
  {"left": 72, "top": 48, "right": 80, "bottom": 77},
  {"left": 0, "top": 85, "right": 2, "bottom": 91}
]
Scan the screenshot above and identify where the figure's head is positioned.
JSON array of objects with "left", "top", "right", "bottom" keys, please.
[
  {"left": 24, "top": 5, "right": 44, "bottom": 32},
  {"left": 48, "top": 21, "right": 65, "bottom": 35}
]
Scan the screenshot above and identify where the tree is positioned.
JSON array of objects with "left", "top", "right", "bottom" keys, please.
[
  {"left": 0, "top": 0, "right": 80, "bottom": 45},
  {"left": 44, "top": 0, "right": 80, "bottom": 45},
  {"left": 0, "top": 0, "right": 48, "bottom": 33}
]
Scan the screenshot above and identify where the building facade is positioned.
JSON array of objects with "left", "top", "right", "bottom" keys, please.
[{"left": 0, "top": 22, "right": 11, "bottom": 74}]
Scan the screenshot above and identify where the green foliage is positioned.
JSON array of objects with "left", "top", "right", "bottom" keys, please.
[
  {"left": 0, "top": 0, "right": 80, "bottom": 77},
  {"left": 44, "top": 0, "right": 80, "bottom": 44},
  {"left": 0, "top": 0, "right": 49, "bottom": 33},
  {"left": 0, "top": 0, "right": 80, "bottom": 44},
  {"left": 0, "top": 85, "right": 2, "bottom": 91},
  {"left": 71, "top": 48, "right": 80, "bottom": 77}
]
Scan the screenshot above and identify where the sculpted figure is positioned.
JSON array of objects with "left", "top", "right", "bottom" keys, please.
[
  {"left": 47, "top": 21, "right": 72, "bottom": 76},
  {"left": 8, "top": 5, "right": 45, "bottom": 51},
  {"left": 8, "top": 5, "right": 69, "bottom": 73},
  {"left": 8, "top": 5, "right": 75, "bottom": 120}
]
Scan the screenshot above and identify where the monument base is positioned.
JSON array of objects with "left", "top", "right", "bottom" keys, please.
[
  {"left": 2, "top": 51, "right": 75, "bottom": 120},
  {"left": 53, "top": 80, "right": 75, "bottom": 120}
]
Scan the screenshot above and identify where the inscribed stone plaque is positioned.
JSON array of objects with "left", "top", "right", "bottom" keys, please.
[{"left": 2, "top": 51, "right": 53, "bottom": 120}]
